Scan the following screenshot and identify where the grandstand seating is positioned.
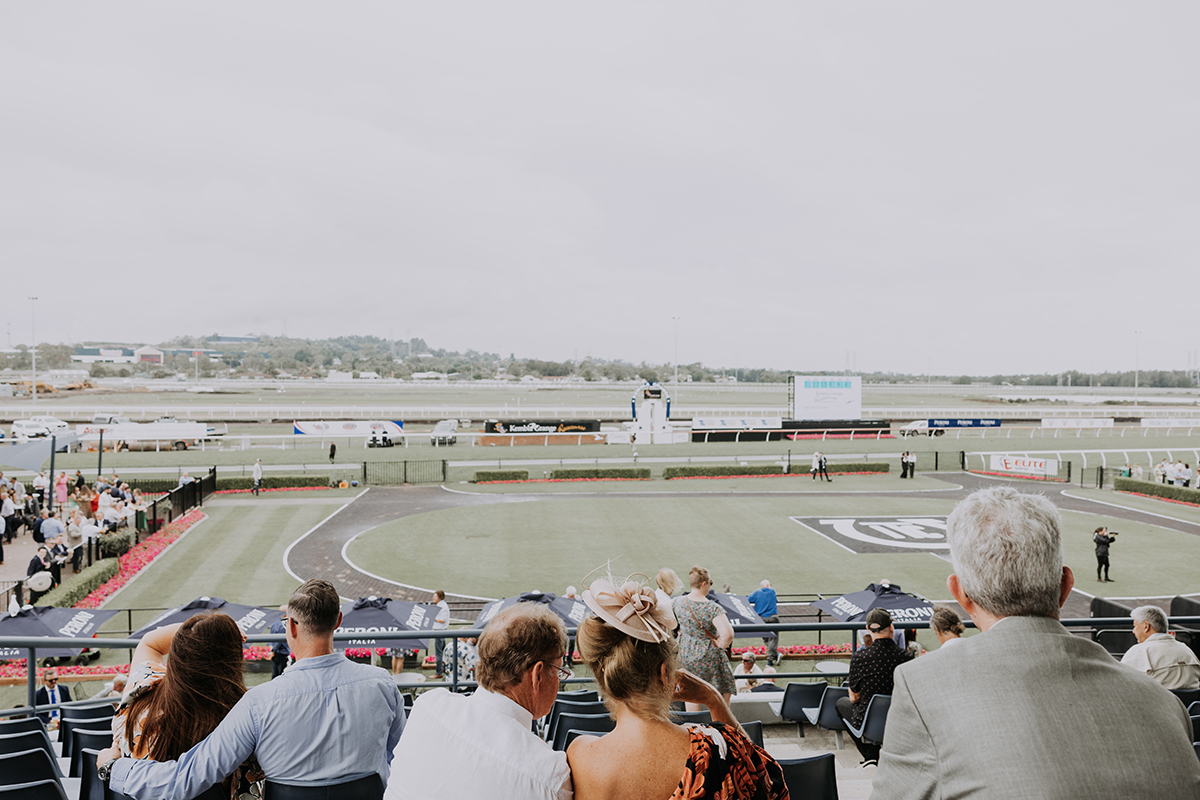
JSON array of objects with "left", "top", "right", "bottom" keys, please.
[
  {"left": 70, "top": 729, "right": 116, "bottom": 778},
  {"left": 60, "top": 715, "right": 114, "bottom": 762},
  {"left": 670, "top": 710, "right": 713, "bottom": 725},
  {"left": 844, "top": 694, "right": 891, "bottom": 749},
  {"left": 0, "top": 779, "right": 69, "bottom": 800},
  {"left": 1171, "top": 688, "right": 1200, "bottom": 707},
  {"left": 779, "top": 681, "right": 827, "bottom": 738},
  {"left": 0, "top": 729, "right": 61, "bottom": 775},
  {"left": 545, "top": 699, "right": 608, "bottom": 745},
  {"left": 551, "top": 713, "right": 615, "bottom": 751},
  {"left": 741, "top": 720, "right": 764, "bottom": 748},
  {"left": 264, "top": 772, "right": 384, "bottom": 799},
  {"left": 0, "top": 716, "right": 48, "bottom": 738},
  {"left": 556, "top": 689, "right": 599, "bottom": 704},
  {"left": 777, "top": 753, "right": 839, "bottom": 800},
  {"left": 802, "top": 685, "right": 849, "bottom": 750}
]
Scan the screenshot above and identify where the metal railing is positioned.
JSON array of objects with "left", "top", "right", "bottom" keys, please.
[{"left": 8, "top": 616, "right": 1200, "bottom": 719}]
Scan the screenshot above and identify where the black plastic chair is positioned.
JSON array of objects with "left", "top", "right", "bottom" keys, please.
[
  {"left": 1194, "top": 742, "right": 1200, "bottom": 761},
  {"left": 552, "top": 713, "right": 615, "bottom": 751},
  {"left": 669, "top": 710, "right": 712, "bottom": 725},
  {"left": 60, "top": 703, "right": 119, "bottom": 724},
  {"left": 0, "top": 716, "right": 48, "bottom": 738},
  {"left": 562, "top": 727, "right": 613, "bottom": 749},
  {"left": 777, "top": 753, "right": 839, "bottom": 800},
  {"left": 1189, "top": 701, "right": 1200, "bottom": 717},
  {"left": 0, "top": 729, "right": 60, "bottom": 776},
  {"left": 741, "top": 720, "right": 764, "bottom": 749},
  {"left": 802, "top": 685, "right": 849, "bottom": 750},
  {"left": 60, "top": 715, "right": 114, "bottom": 760},
  {"left": 1172, "top": 688, "right": 1200, "bottom": 707},
  {"left": 845, "top": 694, "right": 891, "bottom": 748},
  {"left": 78, "top": 749, "right": 106, "bottom": 800},
  {"left": 70, "top": 729, "right": 115, "bottom": 778},
  {"left": 545, "top": 699, "right": 608, "bottom": 744},
  {"left": 779, "top": 680, "right": 827, "bottom": 738},
  {"left": 0, "top": 779, "right": 69, "bottom": 800},
  {"left": 556, "top": 689, "right": 599, "bottom": 704},
  {"left": 264, "top": 773, "right": 384, "bottom": 799},
  {"left": 0, "top": 747, "right": 61, "bottom": 787}
]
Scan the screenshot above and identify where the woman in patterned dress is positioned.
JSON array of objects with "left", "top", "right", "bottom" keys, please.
[
  {"left": 672, "top": 566, "right": 736, "bottom": 708},
  {"left": 568, "top": 574, "right": 788, "bottom": 800}
]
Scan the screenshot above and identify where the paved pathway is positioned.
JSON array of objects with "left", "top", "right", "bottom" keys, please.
[{"left": 282, "top": 474, "right": 1200, "bottom": 618}]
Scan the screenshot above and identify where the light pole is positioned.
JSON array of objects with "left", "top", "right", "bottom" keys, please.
[
  {"left": 672, "top": 316, "right": 680, "bottom": 398},
  {"left": 1134, "top": 330, "right": 1141, "bottom": 407},
  {"left": 28, "top": 296, "right": 37, "bottom": 402}
]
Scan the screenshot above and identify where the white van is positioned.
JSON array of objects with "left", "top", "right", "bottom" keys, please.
[
  {"left": 11, "top": 420, "right": 51, "bottom": 441},
  {"left": 430, "top": 419, "right": 458, "bottom": 446}
]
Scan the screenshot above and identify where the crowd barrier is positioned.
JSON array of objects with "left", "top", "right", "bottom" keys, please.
[{"left": 7, "top": 616, "right": 1200, "bottom": 720}]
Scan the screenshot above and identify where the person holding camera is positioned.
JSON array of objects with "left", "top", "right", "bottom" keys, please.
[{"left": 1094, "top": 526, "right": 1117, "bottom": 582}]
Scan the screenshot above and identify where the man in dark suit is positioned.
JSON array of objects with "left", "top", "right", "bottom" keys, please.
[{"left": 35, "top": 668, "right": 72, "bottom": 725}]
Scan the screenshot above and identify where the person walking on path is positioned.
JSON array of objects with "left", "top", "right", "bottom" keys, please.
[
  {"left": 251, "top": 459, "right": 264, "bottom": 496},
  {"left": 900, "top": 452, "right": 909, "bottom": 479},
  {"left": 329, "top": 443, "right": 337, "bottom": 463},
  {"left": 1094, "top": 526, "right": 1117, "bottom": 582},
  {"left": 818, "top": 452, "right": 832, "bottom": 482}
]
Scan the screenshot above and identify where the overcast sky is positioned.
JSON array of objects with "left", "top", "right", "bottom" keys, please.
[{"left": 2, "top": 3, "right": 1196, "bottom": 376}]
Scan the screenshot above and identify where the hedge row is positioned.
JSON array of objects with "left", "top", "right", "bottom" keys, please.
[
  {"left": 34, "top": 558, "right": 119, "bottom": 608},
  {"left": 1114, "top": 477, "right": 1200, "bottom": 505},
  {"left": 550, "top": 468, "right": 651, "bottom": 480},
  {"left": 826, "top": 462, "right": 890, "bottom": 475},
  {"left": 664, "top": 465, "right": 784, "bottom": 479},
  {"left": 99, "top": 530, "right": 134, "bottom": 559},
  {"left": 128, "top": 476, "right": 332, "bottom": 494},
  {"left": 474, "top": 470, "right": 529, "bottom": 483}
]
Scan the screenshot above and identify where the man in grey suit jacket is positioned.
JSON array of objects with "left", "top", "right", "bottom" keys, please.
[{"left": 873, "top": 486, "right": 1200, "bottom": 799}]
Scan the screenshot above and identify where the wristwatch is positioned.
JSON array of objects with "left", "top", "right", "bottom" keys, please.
[{"left": 97, "top": 754, "right": 117, "bottom": 785}]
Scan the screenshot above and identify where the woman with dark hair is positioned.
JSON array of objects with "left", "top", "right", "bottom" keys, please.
[
  {"left": 672, "top": 566, "right": 736, "bottom": 709},
  {"left": 569, "top": 574, "right": 788, "bottom": 799},
  {"left": 111, "top": 613, "right": 255, "bottom": 789}
]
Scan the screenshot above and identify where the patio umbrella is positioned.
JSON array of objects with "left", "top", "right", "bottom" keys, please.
[
  {"left": 810, "top": 583, "right": 934, "bottom": 625},
  {"left": 131, "top": 596, "right": 281, "bottom": 639},
  {"left": 0, "top": 606, "right": 119, "bottom": 661},
  {"left": 0, "top": 433, "right": 79, "bottom": 470},
  {"left": 707, "top": 592, "right": 765, "bottom": 629},
  {"left": 336, "top": 596, "right": 437, "bottom": 652},
  {"left": 474, "top": 591, "right": 565, "bottom": 628}
]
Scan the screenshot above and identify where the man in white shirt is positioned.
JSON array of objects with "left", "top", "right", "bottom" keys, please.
[
  {"left": 387, "top": 603, "right": 572, "bottom": 800},
  {"left": 32, "top": 471, "right": 50, "bottom": 504},
  {"left": 432, "top": 589, "right": 451, "bottom": 678},
  {"left": 1122, "top": 605, "right": 1200, "bottom": 690}
]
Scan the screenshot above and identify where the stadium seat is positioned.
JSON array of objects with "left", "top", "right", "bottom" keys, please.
[
  {"left": 552, "top": 713, "right": 615, "bottom": 751},
  {"left": 0, "top": 730, "right": 61, "bottom": 775},
  {"left": 0, "top": 779, "right": 69, "bottom": 800},
  {"left": 60, "top": 703, "right": 120, "bottom": 725},
  {"left": 1190, "top": 701, "right": 1200, "bottom": 716},
  {"left": 1194, "top": 742, "right": 1200, "bottom": 761},
  {"left": 0, "top": 747, "right": 61, "bottom": 787},
  {"left": 802, "top": 685, "right": 849, "bottom": 750},
  {"left": 779, "top": 681, "right": 827, "bottom": 738},
  {"left": 670, "top": 710, "right": 713, "bottom": 725},
  {"left": 70, "top": 729, "right": 116, "bottom": 778},
  {"left": 264, "top": 773, "right": 383, "bottom": 799},
  {"left": 0, "top": 716, "right": 49, "bottom": 738},
  {"left": 777, "top": 753, "right": 839, "bottom": 800},
  {"left": 545, "top": 699, "right": 608, "bottom": 744},
  {"left": 845, "top": 693, "right": 891, "bottom": 748},
  {"left": 1171, "top": 688, "right": 1200, "bottom": 707},
  {"left": 60, "top": 715, "right": 114, "bottom": 761},
  {"left": 741, "top": 720, "right": 764, "bottom": 749},
  {"left": 557, "top": 689, "right": 599, "bottom": 703},
  {"left": 562, "top": 728, "right": 610, "bottom": 749}
]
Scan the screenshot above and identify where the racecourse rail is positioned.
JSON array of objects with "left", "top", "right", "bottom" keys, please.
[{"left": 7, "top": 616, "right": 1200, "bottom": 717}]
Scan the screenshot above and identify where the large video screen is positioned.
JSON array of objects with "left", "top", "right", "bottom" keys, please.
[{"left": 791, "top": 375, "right": 862, "bottom": 420}]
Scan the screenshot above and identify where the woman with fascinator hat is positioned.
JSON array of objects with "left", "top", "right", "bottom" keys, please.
[{"left": 568, "top": 574, "right": 788, "bottom": 800}]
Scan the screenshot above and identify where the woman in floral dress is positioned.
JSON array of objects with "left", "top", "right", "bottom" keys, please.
[{"left": 672, "top": 565, "right": 736, "bottom": 707}]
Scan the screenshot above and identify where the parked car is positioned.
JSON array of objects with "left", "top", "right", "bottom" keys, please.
[
  {"left": 430, "top": 419, "right": 458, "bottom": 446},
  {"left": 366, "top": 430, "right": 395, "bottom": 448},
  {"left": 28, "top": 415, "right": 69, "bottom": 433},
  {"left": 11, "top": 420, "right": 52, "bottom": 441}
]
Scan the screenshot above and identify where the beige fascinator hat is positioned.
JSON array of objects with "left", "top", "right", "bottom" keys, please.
[{"left": 583, "top": 573, "right": 678, "bottom": 643}]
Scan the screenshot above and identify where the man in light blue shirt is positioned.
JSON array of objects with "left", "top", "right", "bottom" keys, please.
[
  {"left": 748, "top": 579, "right": 780, "bottom": 666},
  {"left": 100, "top": 579, "right": 406, "bottom": 799}
]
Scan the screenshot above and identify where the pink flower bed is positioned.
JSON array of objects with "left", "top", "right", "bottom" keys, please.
[
  {"left": 74, "top": 509, "right": 207, "bottom": 609},
  {"left": 667, "top": 472, "right": 879, "bottom": 481},
  {"left": 1117, "top": 490, "right": 1200, "bottom": 508},
  {"left": 732, "top": 643, "right": 852, "bottom": 657},
  {"left": 477, "top": 478, "right": 648, "bottom": 485},
  {"left": 344, "top": 647, "right": 390, "bottom": 659},
  {"left": 0, "top": 661, "right": 130, "bottom": 680}
]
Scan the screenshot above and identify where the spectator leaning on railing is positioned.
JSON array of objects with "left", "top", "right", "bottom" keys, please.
[
  {"left": 873, "top": 486, "right": 1200, "bottom": 799},
  {"left": 100, "top": 579, "right": 406, "bottom": 799}
]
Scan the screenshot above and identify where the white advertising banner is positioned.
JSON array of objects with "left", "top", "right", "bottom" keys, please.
[
  {"left": 989, "top": 454, "right": 1058, "bottom": 476},
  {"left": 1040, "top": 418, "right": 1114, "bottom": 429},
  {"left": 293, "top": 420, "right": 404, "bottom": 435},
  {"left": 792, "top": 376, "right": 862, "bottom": 421},
  {"left": 1140, "top": 418, "right": 1200, "bottom": 428},
  {"left": 691, "top": 417, "right": 783, "bottom": 430}
]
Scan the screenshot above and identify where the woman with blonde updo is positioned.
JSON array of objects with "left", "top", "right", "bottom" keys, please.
[
  {"left": 654, "top": 568, "right": 681, "bottom": 606},
  {"left": 672, "top": 566, "right": 736, "bottom": 708},
  {"left": 569, "top": 575, "right": 788, "bottom": 800}
]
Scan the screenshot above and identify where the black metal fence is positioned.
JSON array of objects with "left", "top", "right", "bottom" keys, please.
[{"left": 363, "top": 460, "right": 447, "bottom": 486}]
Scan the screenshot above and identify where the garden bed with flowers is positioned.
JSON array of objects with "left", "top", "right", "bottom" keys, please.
[
  {"left": 730, "top": 643, "right": 852, "bottom": 660},
  {"left": 0, "top": 662, "right": 131, "bottom": 687}
]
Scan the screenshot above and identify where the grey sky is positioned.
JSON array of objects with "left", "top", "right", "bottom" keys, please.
[{"left": 2, "top": 3, "right": 1196, "bottom": 375}]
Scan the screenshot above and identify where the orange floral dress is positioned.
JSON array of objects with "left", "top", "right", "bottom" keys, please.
[{"left": 672, "top": 722, "right": 789, "bottom": 799}]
